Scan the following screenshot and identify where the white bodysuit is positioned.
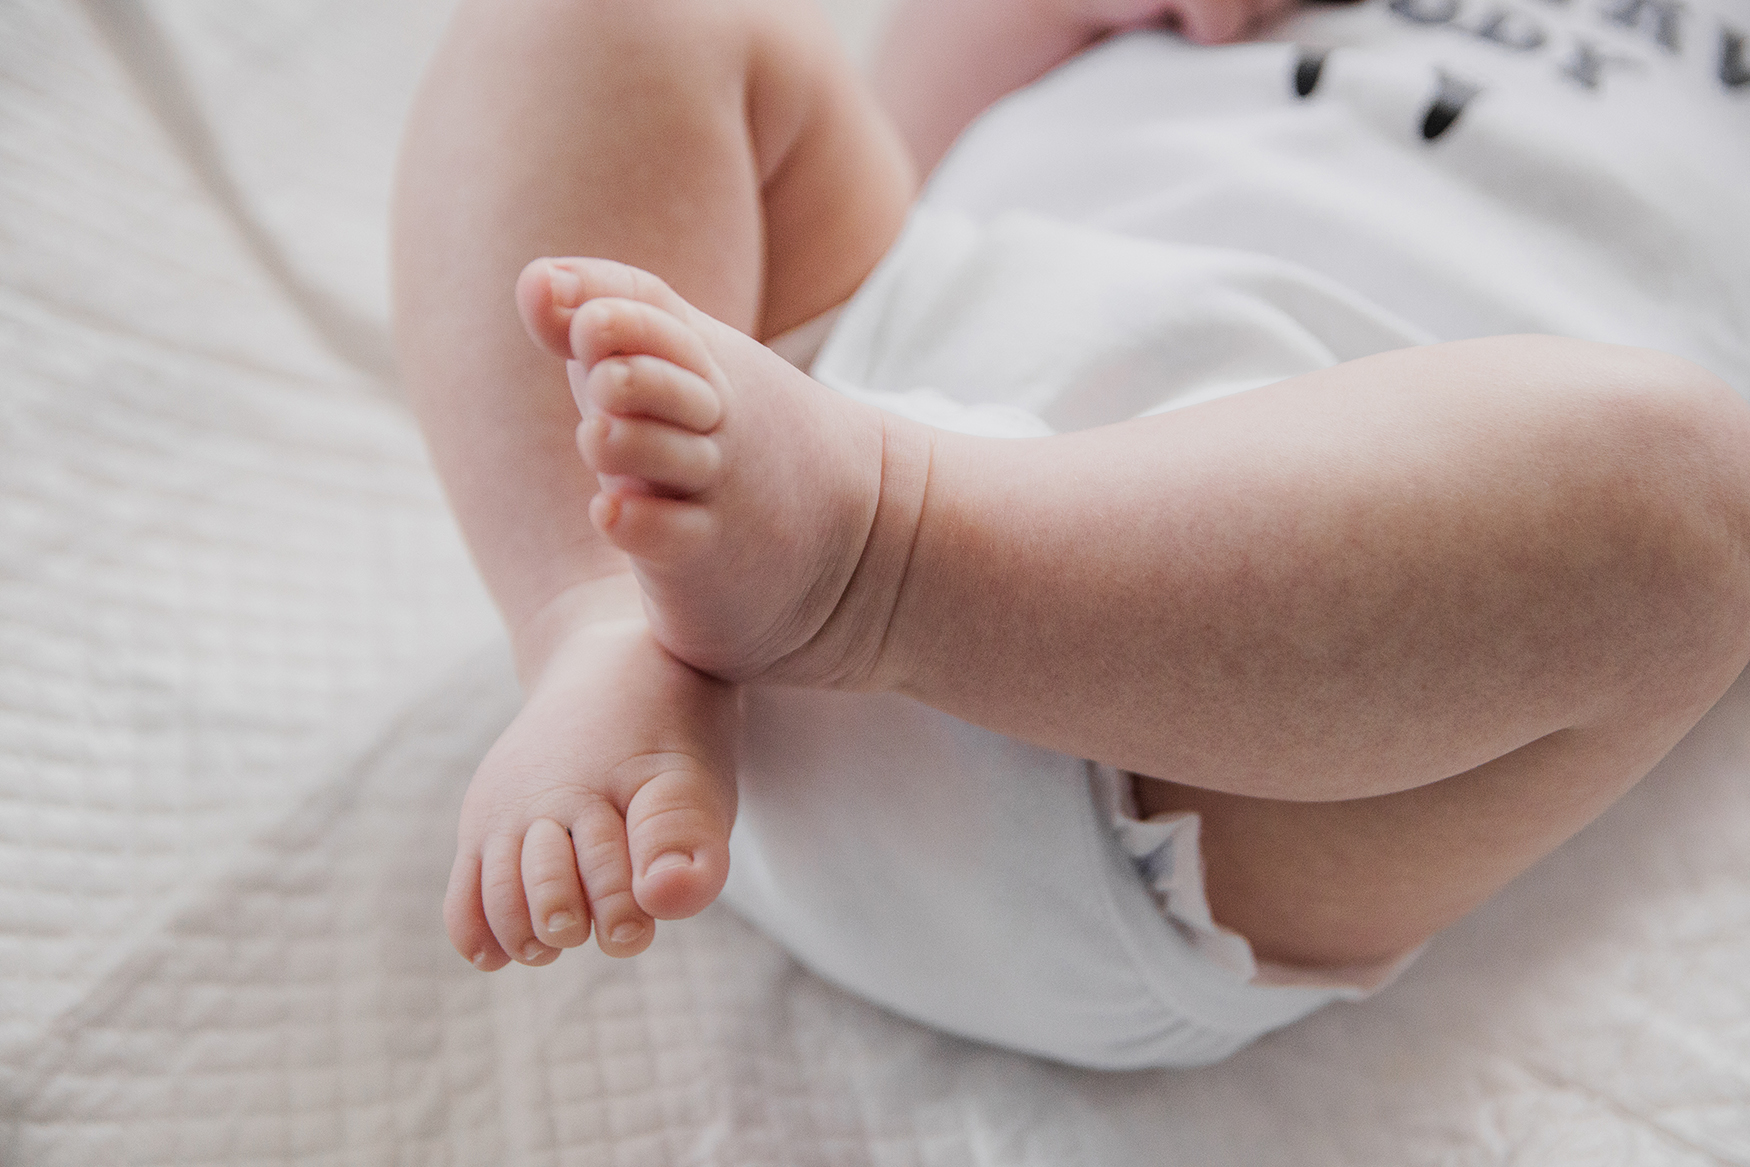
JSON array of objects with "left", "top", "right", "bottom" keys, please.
[{"left": 726, "top": 0, "right": 1750, "bottom": 1070}]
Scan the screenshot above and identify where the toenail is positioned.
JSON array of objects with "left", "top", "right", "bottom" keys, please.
[
  {"left": 471, "top": 951, "right": 491, "bottom": 970},
  {"left": 609, "top": 922, "right": 645, "bottom": 945},
  {"left": 548, "top": 263, "right": 583, "bottom": 308},
  {"left": 546, "top": 911, "right": 576, "bottom": 935},
  {"left": 520, "top": 940, "right": 549, "bottom": 961},
  {"left": 645, "top": 851, "right": 693, "bottom": 877}
]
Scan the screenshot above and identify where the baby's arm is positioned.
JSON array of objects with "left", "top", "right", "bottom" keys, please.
[{"left": 874, "top": 0, "right": 1293, "bottom": 173}]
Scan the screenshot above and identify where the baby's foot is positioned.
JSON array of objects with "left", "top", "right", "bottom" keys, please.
[
  {"left": 445, "top": 576, "right": 738, "bottom": 967},
  {"left": 516, "top": 258, "right": 932, "bottom": 688}
]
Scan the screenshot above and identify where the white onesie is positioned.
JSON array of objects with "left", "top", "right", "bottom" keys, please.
[{"left": 726, "top": 0, "right": 1750, "bottom": 1070}]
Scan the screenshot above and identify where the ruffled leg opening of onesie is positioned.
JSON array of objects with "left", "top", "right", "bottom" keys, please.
[{"left": 1101, "top": 769, "right": 1424, "bottom": 998}]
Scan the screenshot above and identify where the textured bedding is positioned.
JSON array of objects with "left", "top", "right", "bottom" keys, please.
[{"left": 2, "top": 1, "right": 1748, "bottom": 1163}]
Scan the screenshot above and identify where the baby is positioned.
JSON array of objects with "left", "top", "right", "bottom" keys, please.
[{"left": 392, "top": 0, "right": 1750, "bottom": 1063}]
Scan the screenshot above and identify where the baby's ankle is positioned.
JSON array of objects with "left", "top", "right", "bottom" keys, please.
[
  {"left": 842, "top": 425, "right": 1012, "bottom": 705},
  {"left": 510, "top": 572, "right": 645, "bottom": 692},
  {"left": 809, "top": 412, "right": 938, "bottom": 693}
]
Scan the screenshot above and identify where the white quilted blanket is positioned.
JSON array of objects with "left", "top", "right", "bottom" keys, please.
[{"left": 2, "top": 2, "right": 1748, "bottom": 1163}]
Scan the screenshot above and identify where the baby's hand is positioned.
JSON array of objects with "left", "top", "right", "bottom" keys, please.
[
  {"left": 1080, "top": 0, "right": 1302, "bottom": 44},
  {"left": 444, "top": 575, "right": 738, "bottom": 966}
]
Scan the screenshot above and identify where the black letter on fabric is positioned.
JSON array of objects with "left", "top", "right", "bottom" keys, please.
[
  {"left": 1723, "top": 26, "right": 1750, "bottom": 87},
  {"left": 1391, "top": 0, "right": 1462, "bottom": 24},
  {"left": 1472, "top": 7, "right": 1550, "bottom": 49},
  {"left": 1560, "top": 38, "right": 1643, "bottom": 86},
  {"left": 1600, "top": 0, "right": 1685, "bottom": 51},
  {"left": 1294, "top": 48, "right": 1330, "bottom": 95},
  {"left": 1421, "top": 69, "right": 1482, "bottom": 138}
]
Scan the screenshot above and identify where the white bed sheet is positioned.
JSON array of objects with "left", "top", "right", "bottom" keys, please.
[{"left": 1, "top": 1, "right": 1747, "bottom": 1163}]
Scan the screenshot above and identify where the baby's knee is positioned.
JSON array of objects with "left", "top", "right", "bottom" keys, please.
[
  {"left": 1588, "top": 343, "right": 1750, "bottom": 562},
  {"left": 1559, "top": 341, "right": 1750, "bottom": 698}
]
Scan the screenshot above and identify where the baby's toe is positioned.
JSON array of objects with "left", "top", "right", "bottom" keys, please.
[
  {"left": 569, "top": 795, "right": 657, "bottom": 957},
  {"left": 443, "top": 849, "right": 512, "bottom": 971},
  {"left": 577, "top": 410, "right": 722, "bottom": 496},
  {"left": 516, "top": 260, "right": 584, "bottom": 358},
  {"left": 480, "top": 833, "right": 561, "bottom": 966},
  {"left": 579, "top": 354, "right": 722, "bottom": 434},
  {"left": 516, "top": 257, "right": 695, "bottom": 359},
  {"left": 626, "top": 759, "right": 735, "bottom": 921},
  {"left": 522, "top": 817, "right": 592, "bottom": 948},
  {"left": 589, "top": 492, "right": 715, "bottom": 564},
  {"left": 571, "top": 297, "right": 721, "bottom": 388}
]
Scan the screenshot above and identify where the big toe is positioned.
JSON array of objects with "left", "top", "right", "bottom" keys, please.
[
  {"left": 516, "top": 259, "right": 580, "bottom": 357},
  {"left": 517, "top": 257, "right": 695, "bottom": 359},
  {"left": 626, "top": 759, "right": 737, "bottom": 920}
]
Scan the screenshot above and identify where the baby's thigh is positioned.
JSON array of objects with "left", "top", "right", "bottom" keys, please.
[{"left": 1134, "top": 713, "right": 1680, "bottom": 973}]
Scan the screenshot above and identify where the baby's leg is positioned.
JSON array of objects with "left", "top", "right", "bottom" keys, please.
[
  {"left": 904, "top": 337, "right": 1750, "bottom": 967},
  {"left": 1132, "top": 721, "right": 1687, "bottom": 970},
  {"left": 527, "top": 263, "right": 1750, "bottom": 969},
  {"left": 393, "top": 0, "right": 913, "bottom": 966}
]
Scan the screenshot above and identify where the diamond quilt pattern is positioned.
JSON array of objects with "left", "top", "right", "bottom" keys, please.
[{"left": 3, "top": 1, "right": 1749, "bottom": 1163}]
